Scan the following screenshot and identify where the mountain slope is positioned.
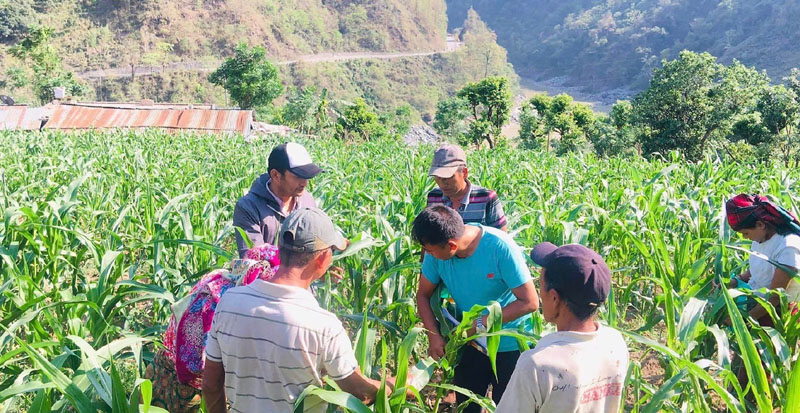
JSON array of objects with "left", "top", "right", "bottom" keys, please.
[
  {"left": 446, "top": 0, "right": 800, "bottom": 91},
  {"left": 3, "top": 0, "right": 447, "bottom": 72}
]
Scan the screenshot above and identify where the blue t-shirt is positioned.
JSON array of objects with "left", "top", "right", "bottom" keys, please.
[{"left": 422, "top": 225, "right": 533, "bottom": 352}]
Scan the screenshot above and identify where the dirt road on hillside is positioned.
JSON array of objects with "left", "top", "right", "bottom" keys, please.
[{"left": 77, "top": 37, "right": 463, "bottom": 80}]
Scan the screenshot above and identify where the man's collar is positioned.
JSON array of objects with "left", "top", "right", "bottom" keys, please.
[{"left": 442, "top": 180, "right": 473, "bottom": 207}]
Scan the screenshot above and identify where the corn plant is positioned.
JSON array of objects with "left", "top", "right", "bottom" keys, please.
[{"left": 3, "top": 130, "right": 800, "bottom": 412}]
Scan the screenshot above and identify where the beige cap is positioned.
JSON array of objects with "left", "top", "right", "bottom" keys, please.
[
  {"left": 279, "top": 208, "right": 348, "bottom": 253},
  {"left": 428, "top": 144, "right": 466, "bottom": 178}
]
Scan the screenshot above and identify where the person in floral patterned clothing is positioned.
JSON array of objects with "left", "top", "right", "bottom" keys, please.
[{"left": 144, "top": 244, "right": 280, "bottom": 412}]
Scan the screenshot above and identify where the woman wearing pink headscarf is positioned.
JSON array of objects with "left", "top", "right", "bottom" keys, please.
[
  {"left": 144, "top": 244, "right": 280, "bottom": 412},
  {"left": 725, "top": 194, "right": 800, "bottom": 324}
]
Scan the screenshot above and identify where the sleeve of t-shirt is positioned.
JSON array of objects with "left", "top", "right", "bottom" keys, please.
[
  {"left": 497, "top": 237, "right": 532, "bottom": 289},
  {"left": 495, "top": 355, "right": 541, "bottom": 412},
  {"left": 421, "top": 254, "right": 441, "bottom": 285},
  {"left": 485, "top": 191, "right": 507, "bottom": 229},
  {"left": 324, "top": 324, "right": 359, "bottom": 381},
  {"left": 205, "top": 313, "right": 223, "bottom": 363},
  {"left": 776, "top": 236, "right": 800, "bottom": 270}
]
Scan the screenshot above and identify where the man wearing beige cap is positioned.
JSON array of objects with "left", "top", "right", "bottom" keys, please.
[
  {"left": 204, "top": 208, "right": 383, "bottom": 412},
  {"left": 426, "top": 144, "right": 507, "bottom": 231}
]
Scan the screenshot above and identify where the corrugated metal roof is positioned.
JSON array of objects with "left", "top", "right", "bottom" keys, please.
[
  {"left": 44, "top": 104, "right": 252, "bottom": 135},
  {"left": 0, "top": 106, "right": 48, "bottom": 131}
]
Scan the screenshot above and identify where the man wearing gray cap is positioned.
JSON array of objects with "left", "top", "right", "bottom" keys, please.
[
  {"left": 426, "top": 144, "right": 507, "bottom": 231},
  {"left": 496, "top": 242, "right": 629, "bottom": 413},
  {"left": 203, "top": 208, "right": 383, "bottom": 413}
]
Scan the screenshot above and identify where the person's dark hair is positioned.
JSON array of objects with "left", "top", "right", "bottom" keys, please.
[
  {"left": 542, "top": 271, "right": 599, "bottom": 321},
  {"left": 734, "top": 215, "right": 796, "bottom": 235},
  {"left": 411, "top": 205, "right": 465, "bottom": 246},
  {"left": 268, "top": 165, "right": 288, "bottom": 175},
  {"left": 278, "top": 244, "right": 329, "bottom": 268}
]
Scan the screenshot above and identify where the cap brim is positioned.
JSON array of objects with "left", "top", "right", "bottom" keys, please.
[
  {"left": 290, "top": 163, "right": 323, "bottom": 179},
  {"left": 428, "top": 165, "right": 459, "bottom": 178},
  {"left": 530, "top": 242, "right": 558, "bottom": 266},
  {"left": 330, "top": 231, "right": 348, "bottom": 251}
]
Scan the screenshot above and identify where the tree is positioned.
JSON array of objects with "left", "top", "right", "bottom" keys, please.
[
  {"left": 336, "top": 98, "right": 386, "bottom": 140},
  {"left": 208, "top": 43, "right": 283, "bottom": 110},
  {"left": 0, "top": 0, "right": 34, "bottom": 42},
  {"left": 455, "top": 76, "right": 511, "bottom": 148},
  {"left": 432, "top": 96, "right": 470, "bottom": 139},
  {"left": 518, "top": 93, "right": 595, "bottom": 154},
  {"left": 757, "top": 85, "right": 799, "bottom": 136},
  {"left": 632, "top": 51, "right": 768, "bottom": 160},
  {"left": 10, "top": 26, "right": 89, "bottom": 103},
  {"left": 786, "top": 68, "right": 800, "bottom": 99}
]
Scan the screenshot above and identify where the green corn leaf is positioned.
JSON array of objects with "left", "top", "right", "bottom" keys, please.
[
  {"left": 721, "top": 286, "right": 772, "bottom": 412},
  {"left": 6, "top": 329, "right": 96, "bottom": 412},
  {"left": 293, "top": 385, "right": 371, "bottom": 413},
  {"left": 485, "top": 301, "right": 503, "bottom": 380},
  {"left": 676, "top": 297, "right": 707, "bottom": 353},
  {"left": 786, "top": 351, "right": 800, "bottom": 413},
  {"left": 642, "top": 368, "right": 688, "bottom": 413}
]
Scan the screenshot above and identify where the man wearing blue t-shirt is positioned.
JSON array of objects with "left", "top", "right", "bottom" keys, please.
[{"left": 413, "top": 205, "right": 539, "bottom": 412}]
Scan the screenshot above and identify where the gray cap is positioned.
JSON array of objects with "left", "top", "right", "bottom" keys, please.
[
  {"left": 428, "top": 144, "right": 467, "bottom": 178},
  {"left": 279, "top": 208, "right": 348, "bottom": 253}
]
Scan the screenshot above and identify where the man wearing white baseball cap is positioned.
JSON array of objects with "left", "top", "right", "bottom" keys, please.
[{"left": 234, "top": 142, "right": 322, "bottom": 258}]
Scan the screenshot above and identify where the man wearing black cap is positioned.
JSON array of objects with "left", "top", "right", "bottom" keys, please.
[
  {"left": 233, "top": 142, "right": 322, "bottom": 258},
  {"left": 496, "top": 242, "right": 629, "bottom": 413}
]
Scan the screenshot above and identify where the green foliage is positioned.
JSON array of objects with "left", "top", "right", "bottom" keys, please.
[
  {"left": 432, "top": 96, "right": 469, "bottom": 139},
  {"left": 0, "top": 0, "right": 35, "bottom": 42},
  {"left": 378, "top": 104, "right": 413, "bottom": 138},
  {"left": 8, "top": 25, "right": 89, "bottom": 103},
  {"left": 336, "top": 98, "right": 386, "bottom": 140},
  {"left": 519, "top": 93, "right": 595, "bottom": 154},
  {"left": 454, "top": 75, "right": 511, "bottom": 148},
  {"left": 279, "top": 86, "right": 333, "bottom": 135},
  {"left": 208, "top": 43, "right": 283, "bottom": 110},
  {"left": 631, "top": 51, "right": 768, "bottom": 160},
  {"left": 4, "top": 130, "right": 800, "bottom": 410}
]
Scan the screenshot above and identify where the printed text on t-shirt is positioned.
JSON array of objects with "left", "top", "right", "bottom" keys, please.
[{"left": 579, "top": 382, "right": 622, "bottom": 403}]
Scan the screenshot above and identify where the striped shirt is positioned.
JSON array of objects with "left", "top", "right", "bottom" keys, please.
[
  {"left": 205, "top": 280, "right": 358, "bottom": 413},
  {"left": 426, "top": 181, "right": 507, "bottom": 229}
]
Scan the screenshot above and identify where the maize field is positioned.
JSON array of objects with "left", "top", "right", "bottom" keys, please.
[{"left": 1, "top": 130, "right": 799, "bottom": 412}]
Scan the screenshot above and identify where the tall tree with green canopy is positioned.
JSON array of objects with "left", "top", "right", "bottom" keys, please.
[
  {"left": 208, "top": 43, "right": 283, "bottom": 110},
  {"left": 632, "top": 51, "right": 768, "bottom": 160},
  {"left": 518, "top": 93, "right": 595, "bottom": 153},
  {"left": 456, "top": 76, "right": 511, "bottom": 148}
]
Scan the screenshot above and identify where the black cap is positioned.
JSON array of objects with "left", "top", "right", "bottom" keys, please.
[
  {"left": 530, "top": 242, "right": 611, "bottom": 307},
  {"left": 268, "top": 142, "right": 322, "bottom": 179}
]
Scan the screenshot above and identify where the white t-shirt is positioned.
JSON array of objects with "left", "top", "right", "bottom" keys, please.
[
  {"left": 749, "top": 233, "right": 800, "bottom": 301},
  {"left": 496, "top": 323, "right": 629, "bottom": 413},
  {"left": 205, "top": 280, "right": 359, "bottom": 413}
]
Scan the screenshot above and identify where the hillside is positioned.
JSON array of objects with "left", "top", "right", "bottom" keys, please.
[
  {"left": 446, "top": 0, "right": 800, "bottom": 92},
  {"left": 1, "top": 1, "right": 516, "bottom": 119},
  {"left": 90, "top": 9, "right": 517, "bottom": 119},
  {"left": 2, "top": 0, "right": 447, "bottom": 71}
]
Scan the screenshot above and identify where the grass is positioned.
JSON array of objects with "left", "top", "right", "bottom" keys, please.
[{"left": 1, "top": 129, "right": 799, "bottom": 412}]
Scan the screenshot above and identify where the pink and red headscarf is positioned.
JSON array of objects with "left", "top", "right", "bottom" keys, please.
[{"left": 725, "top": 193, "right": 800, "bottom": 233}]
